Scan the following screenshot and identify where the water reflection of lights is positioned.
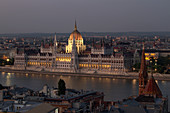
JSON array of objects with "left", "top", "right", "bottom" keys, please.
[
  {"left": 7, "top": 73, "right": 11, "bottom": 75},
  {"left": 155, "top": 80, "right": 158, "bottom": 83},
  {"left": 25, "top": 74, "right": 28, "bottom": 77},
  {"left": 161, "top": 81, "right": 166, "bottom": 84},
  {"left": 122, "top": 79, "right": 126, "bottom": 83},
  {"left": 6, "top": 74, "right": 11, "bottom": 86},
  {"left": 106, "top": 78, "right": 110, "bottom": 81},
  {"left": 6, "top": 75, "right": 11, "bottom": 79},
  {"left": 106, "top": 78, "right": 111, "bottom": 82},
  {"left": 2, "top": 72, "right": 5, "bottom": 75},
  {"left": 132, "top": 79, "right": 137, "bottom": 85}
]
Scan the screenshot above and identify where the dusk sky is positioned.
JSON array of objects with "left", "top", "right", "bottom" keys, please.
[{"left": 0, "top": 0, "right": 170, "bottom": 33}]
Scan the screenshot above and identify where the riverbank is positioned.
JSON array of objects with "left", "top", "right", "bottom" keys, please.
[{"left": 0, "top": 67, "right": 170, "bottom": 80}]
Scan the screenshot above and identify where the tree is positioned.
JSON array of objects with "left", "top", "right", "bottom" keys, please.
[
  {"left": 132, "top": 63, "right": 141, "bottom": 71},
  {"left": 157, "top": 56, "right": 170, "bottom": 67},
  {"left": 58, "top": 79, "right": 66, "bottom": 96},
  {"left": 0, "top": 84, "right": 4, "bottom": 90}
]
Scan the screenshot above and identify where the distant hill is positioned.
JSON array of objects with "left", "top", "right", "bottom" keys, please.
[{"left": 0, "top": 32, "right": 170, "bottom": 38}]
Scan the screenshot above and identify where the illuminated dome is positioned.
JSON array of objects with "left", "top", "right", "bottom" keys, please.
[
  {"left": 66, "top": 21, "right": 86, "bottom": 54},
  {"left": 68, "top": 21, "right": 83, "bottom": 40}
]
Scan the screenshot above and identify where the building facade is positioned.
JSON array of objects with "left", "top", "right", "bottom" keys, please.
[{"left": 14, "top": 22, "right": 128, "bottom": 74}]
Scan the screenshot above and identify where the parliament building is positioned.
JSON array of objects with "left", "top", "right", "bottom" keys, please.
[{"left": 14, "top": 22, "right": 131, "bottom": 74}]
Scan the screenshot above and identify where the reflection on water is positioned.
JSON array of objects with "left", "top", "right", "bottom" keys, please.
[{"left": 0, "top": 72, "right": 169, "bottom": 102}]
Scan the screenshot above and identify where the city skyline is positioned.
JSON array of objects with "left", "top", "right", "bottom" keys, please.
[{"left": 0, "top": 0, "right": 170, "bottom": 34}]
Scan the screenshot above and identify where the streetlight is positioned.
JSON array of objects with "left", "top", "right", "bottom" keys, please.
[
  {"left": 149, "top": 57, "right": 155, "bottom": 73},
  {"left": 6, "top": 59, "right": 10, "bottom": 62}
]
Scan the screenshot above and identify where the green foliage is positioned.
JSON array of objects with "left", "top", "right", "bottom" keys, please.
[
  {"left": 156, "top": 56, "right": 170, "bottom": 73},
  {"left": 166, "top": 70, "right": 170, "bottom": 74},
  {"left": 133, "top": 56, "right": 170, "bottom": 74},
  {"left": 58, "top": 79, "right": 66, "bottom": 96},
  {"left": 147, "top": 56, "right": 170, "bottom": 73},
  {"left": 0, "top": 58, "right": 14, "bottom": 66},
  {"left": 132, "top": 63, "right": 141, "bottom": 71},
  {"left": 0, "top": 59, "right": 6, "bottom": 66},
  {"left": 157, "top": 56, "right": 170, "bottom": 67},
  {"left": 0, "top": 84, "right": 4, "bottom": 90}
]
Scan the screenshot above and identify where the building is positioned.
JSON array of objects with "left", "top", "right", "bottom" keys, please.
[
  {"left": 66, "top": 21, "right": 86, "bottom": 54},
  {"left": 0, "top": 100, "right": 41, "bottom": 113},
  {"left": 91, "top": 38, "right": 113, "bottom": 55},
  {"left": 133, "top": 48, "right": 170, "bottom": 65},
  {"left": 24, "top": 103, "right": 58, "bottom": 113},
  {"left": 108, "top": 45, "right": 168, "bottom": 113},
  {"left": 0, "top": 84, "right": 104, "bottom": 113},
  {"left": 14, "top": 22, "right": 132, "bottom": 74}
]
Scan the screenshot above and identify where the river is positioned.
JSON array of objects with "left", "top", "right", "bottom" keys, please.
[{"left": 0, "top": 71, "right": 169, "bottom": 103}]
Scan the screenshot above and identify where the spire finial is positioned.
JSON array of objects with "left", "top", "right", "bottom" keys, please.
[
  {"left": 142, "top": 42, "right": 145, "bottom": 50},
  {"left": 54, "top": 32, "right": 57, "bottom": 47},
  {"left": 74, "top": 20, "right": 77, "bottom": 30}
]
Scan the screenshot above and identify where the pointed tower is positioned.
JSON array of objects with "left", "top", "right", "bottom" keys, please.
[
  {"left": 100, "top": 39, "right": 102, "bottom": 47},
  {"left": 92, "top": 38, "right": 95, "bottom": 47},
  {"left": 54, "top": 33, "right": 57, "bottom": 49},
  {"left": 110, "top": 38, "right": 112, "bottom": 46},
  {"left": 139, "top": 43, "right": 148, "bottom": 95},
  {"left": 52, "top": 33, "right": 57, "bottom": 56},
  {"left": 102, "top": 38, "right": 105, "bottom": 48},
  {"left": 71, "top": 35, "right": 78, "bottom": 72},
  {"left": 72, "top": 35, "right": 77, "bottom": 54},
  {"left": 74, "top": 20, "right": 77, "bottom": 31}
]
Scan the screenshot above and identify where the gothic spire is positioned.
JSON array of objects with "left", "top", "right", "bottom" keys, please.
[
  {"left": 54, "top": 32, "right": 57, "bottom": 47},
  {"left": 72, "top": 35, "right": 77, "bottom": 54},
  {"left": 92, "top": 38, "right": 94, "bottom": 47},
  {"left": 110, "top": 38, "right": 112, "bottom": 46},
  {"left": 54, "top": 32, "right": 57, "bottom": 42},
  {"left": 139, "top": 43, "right": 148, "bottom": 95},
  {"left": 102, "top": 38, "right": 105, "bottom": 48},
  {"left": 74, "top": 20, "right": 77, "bottom": 31}
]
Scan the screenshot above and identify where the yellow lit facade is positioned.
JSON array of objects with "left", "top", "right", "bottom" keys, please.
[
  {"left": 27, "top": 62, "right": 51, "bottom": 66},
  {"left": 56, "top": 57, "right": 71, "bottom": 62},
  {"left": 66, "top": 22, "right": 86, "bottom": 54},
  {"left": 145, "top": 53, "right": 158, "bottom": 61},
  {"left": 79, "top": 64, "right": 111, "bottom": 69}
]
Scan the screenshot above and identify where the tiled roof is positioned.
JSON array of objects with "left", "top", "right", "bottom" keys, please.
[{"left": 143, "top": 75, "right": 162, "bottom": 98}]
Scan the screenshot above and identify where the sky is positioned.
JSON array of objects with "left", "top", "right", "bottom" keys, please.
[{"left": 0, "top": 0, "right": 170, "bottom": 33}]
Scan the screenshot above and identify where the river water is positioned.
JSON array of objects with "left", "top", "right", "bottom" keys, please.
[{"left": 0, "top": 72, "right": 169, "bottom": 102}]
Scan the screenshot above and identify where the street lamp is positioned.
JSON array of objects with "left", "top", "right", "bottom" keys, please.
[
  {"left": 149, "top": 57, "right": 155, "bottom": 73},
  {"left": 6, "top": 59, "right": 10, "bottom": 62}
]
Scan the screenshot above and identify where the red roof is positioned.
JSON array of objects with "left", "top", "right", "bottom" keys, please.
[{"left": 143, "top": 75, "right": 162, "bottom": 98}]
